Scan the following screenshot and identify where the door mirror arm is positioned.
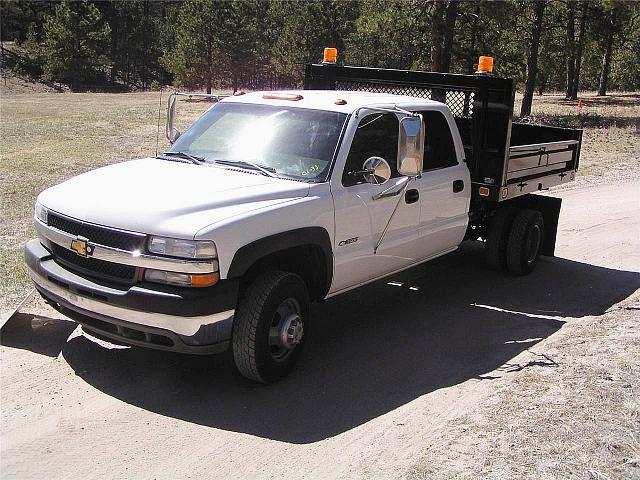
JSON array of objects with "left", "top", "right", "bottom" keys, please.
[{"left": 372, "top": 176, "right": 411, "bottom": 200}]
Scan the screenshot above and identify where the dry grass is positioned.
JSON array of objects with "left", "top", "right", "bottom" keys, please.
[
  {"left": 516, "top": 92, "right": 640, "bottom": 177},
  {"left": 0, "top": 91, "right": 212, "bottom": 318},
  {"left": 0, "top": 90, "right": 638, "bottom": 317},
  {"left": 408, "top": 295, "right": 640, "bottom": 480}
]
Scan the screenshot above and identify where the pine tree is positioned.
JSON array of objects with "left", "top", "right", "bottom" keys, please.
[{"left": 41, "top": 0, "right": 110, "bottom": 90}]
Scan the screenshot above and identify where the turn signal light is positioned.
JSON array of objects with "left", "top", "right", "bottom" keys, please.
[
  {"left": 476, "top": 56, "right": 494, "bottom": 74},
  {"left": 144, "top": 269, "right": 219, "bottom": 288},
  {"left": 478, "top": 186, "right": 491, "bottom": 197},
  {"left": 191, "top": 272, "right": 219, "bottom": 287},
  {"left": 323, "top": 47, "right": 338, "bottom": 63}
]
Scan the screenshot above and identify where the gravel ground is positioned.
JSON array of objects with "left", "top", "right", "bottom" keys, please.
[{"left": 1, "top": 173, "right": 638, "bottom": 479}]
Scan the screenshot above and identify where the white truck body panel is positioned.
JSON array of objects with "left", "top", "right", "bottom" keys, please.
[
  {"left": 38, "top": 157, "right": 311, "bottom": 240},
  {"left": 27, "top": 89, "right": 477, "bottom": 359}
]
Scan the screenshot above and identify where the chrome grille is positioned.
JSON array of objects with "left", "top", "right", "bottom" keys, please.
[
  {"left": 47, "top": 212, "right": 145, "bottom": 251},
  {"left": 51, "top": 244, "right": 137, "bottom": 285}
]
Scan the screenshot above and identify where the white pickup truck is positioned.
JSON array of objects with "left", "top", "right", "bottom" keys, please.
[{"left": 26, "top": 56, "right": 582, "bottom": 383}]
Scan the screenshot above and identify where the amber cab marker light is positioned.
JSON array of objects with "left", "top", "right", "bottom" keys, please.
[
  {"left": 476, "top": 55, "right": 494, "bottom": 74},
  {"left": 335, "top": 98, "right": 347, "bottom": 105},
  {"left": 323, "top": 47, "right": 338, "bottom": 64},
  {"left": 262, "top": 93, "right": 303, "bottom": 101}
]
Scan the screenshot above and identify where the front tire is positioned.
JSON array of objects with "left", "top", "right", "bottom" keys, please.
[
  {"left": 506, "top": 209, "right": 545, "bottom": 275},
  {"left": 232, "top": 271, "right": 309, "bottom": 383}
]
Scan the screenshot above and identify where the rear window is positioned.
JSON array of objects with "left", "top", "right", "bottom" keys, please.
[{"left": 418, "top": 111, "right": 458, "bottom": 170}]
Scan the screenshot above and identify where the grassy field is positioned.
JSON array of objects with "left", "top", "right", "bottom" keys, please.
[
  {"left": 0, "top": 90, "right": 638, "bottom": 317},
  {"left": 0, "top": 91, "right": 214, "bottom": 318}
]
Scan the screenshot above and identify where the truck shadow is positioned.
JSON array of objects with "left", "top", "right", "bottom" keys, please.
[
  {"left": 57, "top": 243, "right": 639, "bottom": 444},
  {"left": 1, "top": 312, "right": 78, "bottom": 357}
]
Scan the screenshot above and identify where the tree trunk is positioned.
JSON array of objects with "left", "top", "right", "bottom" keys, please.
[
  {"left": 441, "top": 0, "right": 459, "bottom": 72},
  {"left": 520, "top": 1, "right": 545, "bottom": 118},
  {"left": 570, "top": 0, "right": 588, "bottom": 100},
  {"left": 597, "top": 7, "right": 616, "bottom": 96},
  {"left": 565, "top": 1, "right": 575, "bottom": 99},
  {"left": 538, "top": 75, "right": 547, "bottom": 95},
  {"left": 431, "top": 0, "right": 446, "bottom": 72},
  {"left": 206, "top": 37, "right": 213, "bottom": 94},
  {"left": 466, "top": 1, "right": 480, "bottom": 74}
]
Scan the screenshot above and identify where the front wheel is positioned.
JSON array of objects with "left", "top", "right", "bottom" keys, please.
[{"left": 232, "top": 271, "right": 309, "bottom": 383}]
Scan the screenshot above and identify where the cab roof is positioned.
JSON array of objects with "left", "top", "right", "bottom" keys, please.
[{"left": 221, "top": 90, "right": 442, "bottom": 114}]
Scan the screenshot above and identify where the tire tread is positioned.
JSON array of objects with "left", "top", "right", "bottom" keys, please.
[
  {"left": 232, "top": 271, "right": 299, "bottom": 383},
  {"left": 506, "top": 209, "right": 544, "bottom": 275},
  {"left": 485, "top": 206, "right": 518, "bottom": 270}
]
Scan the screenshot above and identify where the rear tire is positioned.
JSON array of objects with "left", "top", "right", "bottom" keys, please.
[
  {"left": 232, "top": 271, "right": 309, "bottom": 383},
  {"left": 506, "top": 209, "right": 545, "bottom": 275},
  {"left": 485, "top": 206, "right": 518, "bottom": 270}
]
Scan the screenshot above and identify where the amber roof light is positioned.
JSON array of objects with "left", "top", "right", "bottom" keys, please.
[
  {"left": 323, "top": 47, "right": 338, "bottom": 64},
  {"left": 476, "top": 56, "right": 494, "bottom": 74}
]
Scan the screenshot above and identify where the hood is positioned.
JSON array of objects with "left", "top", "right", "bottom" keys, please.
[{"left": 38, "top": 157, "right": 310, "bottom": 238}]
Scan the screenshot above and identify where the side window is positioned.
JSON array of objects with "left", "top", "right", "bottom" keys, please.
[
  {"left": 420, "top": 111, "right": 458, "bottom": 171},
  {"left": 342, "top": 113, "right": 399, "bottom": 187}
]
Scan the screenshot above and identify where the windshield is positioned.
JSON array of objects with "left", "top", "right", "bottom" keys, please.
[{"left": 168, "top": 103, "right": 347, "bottom": 182}]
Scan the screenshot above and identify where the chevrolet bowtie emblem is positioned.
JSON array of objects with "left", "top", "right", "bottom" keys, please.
[{"left": 70, "top": 238, "right": 94, "bottom": 257}]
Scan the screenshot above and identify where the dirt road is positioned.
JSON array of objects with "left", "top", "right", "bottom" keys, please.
[{"left": 2, "top": 176, "right": 639, "bottom": 479}]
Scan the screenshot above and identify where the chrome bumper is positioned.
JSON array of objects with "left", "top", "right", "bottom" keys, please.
[
  {"left": 25, "top": 238, "right": 236, "bottom": 354},
  {"left": 29, "top": 270, "right": 234, "bottom": 338}
]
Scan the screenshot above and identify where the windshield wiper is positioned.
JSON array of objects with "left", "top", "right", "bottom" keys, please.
[
  {"left": 161, "top": 151, "right": 206, "bottom": 165},
  {"left": 212, "top": 159, "right": 278, "bottom": 178}
]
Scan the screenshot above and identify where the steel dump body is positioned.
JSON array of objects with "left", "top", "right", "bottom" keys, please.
[{"left": 304, "top": 63, "right": 582, "bottom": 203}]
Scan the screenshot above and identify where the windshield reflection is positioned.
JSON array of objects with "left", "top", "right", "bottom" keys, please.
[{"left": 168, "top": 103, "right": 347, "bottom": 182}]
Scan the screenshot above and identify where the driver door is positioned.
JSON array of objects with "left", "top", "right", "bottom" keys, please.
[{"left": 330, "top": 113, "right": 422, "bottom": 293}]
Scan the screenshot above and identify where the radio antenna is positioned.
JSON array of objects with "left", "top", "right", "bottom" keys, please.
[{"left": 155, "top": 88, "right": 163, "bottom": 157}]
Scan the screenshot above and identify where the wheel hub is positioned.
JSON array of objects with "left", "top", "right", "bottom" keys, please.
[
  {"left": 278, "top": 314, "right": 304, "bottom": 349},
  {"left": 526, "top": 224, "right": 542, "bottom": 264},
  {"left": 269, "top": 298, "right": 304, "bottom": 361}
]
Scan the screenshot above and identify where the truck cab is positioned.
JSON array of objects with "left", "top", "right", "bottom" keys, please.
[{"left": 25, "top": 56, "right": 581, "bottom": 383}]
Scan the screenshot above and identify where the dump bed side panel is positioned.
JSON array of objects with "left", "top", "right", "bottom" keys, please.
[{"left": 500, "top": 123, "right": 582, "bottom": 200}]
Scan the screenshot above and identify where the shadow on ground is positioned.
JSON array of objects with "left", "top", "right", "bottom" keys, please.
[
  {"left": 3, "top": 244, "right": 639, "bottom": 443},
  {"left": 1, "top": 312, "right": 77, "bottom": 357}
]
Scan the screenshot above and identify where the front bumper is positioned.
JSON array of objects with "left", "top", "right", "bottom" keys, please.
[{"left": 25, "top": 239, "right": 238, "bottom": 354}]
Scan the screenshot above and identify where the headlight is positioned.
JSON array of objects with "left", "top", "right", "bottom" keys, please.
[
  {"left": 148, "top": 236, "right": 217, "bottom": 259},
  {"left": 35, "top": 202, "right": 48, "bottom": 224},
  {"left": 144, "top": 269, "right": 219, "bottom": 288}
]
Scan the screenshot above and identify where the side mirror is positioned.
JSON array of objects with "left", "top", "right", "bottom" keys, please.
[
  {"left": 397, "top": 115, "right": 424, "bottom": 177},
  {"left": 166, "top": 93, "right": 181, "bottom": 143},
  {"left": 362, "top": 156, "right": 391, "bottom": 185}
]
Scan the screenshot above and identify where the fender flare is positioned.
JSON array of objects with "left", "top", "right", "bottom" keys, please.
[{"left": 227, "top": 227, "right": 333, "bottom": 296}]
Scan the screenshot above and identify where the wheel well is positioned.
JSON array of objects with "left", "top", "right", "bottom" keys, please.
[{"left": 239, "top": 244, "right": 329, "bottom": 302}]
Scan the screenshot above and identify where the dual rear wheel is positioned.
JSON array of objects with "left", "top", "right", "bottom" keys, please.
[{"left": 485, "top": 208, "right": 545, "bottom": 275}]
